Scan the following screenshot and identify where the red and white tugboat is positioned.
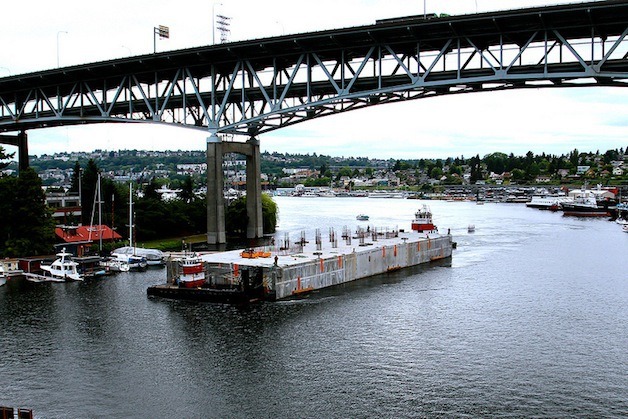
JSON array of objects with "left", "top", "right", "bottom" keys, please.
[
  {"left": 411, "top": 205, "right": 437, "bottom": 233},
  {"left": 177, "top": 253, "right": 206, "bottom": 288}
]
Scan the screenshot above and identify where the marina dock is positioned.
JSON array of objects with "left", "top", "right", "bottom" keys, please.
[{"left": 148, "top": 226, "right": 454, "bottom": 302}]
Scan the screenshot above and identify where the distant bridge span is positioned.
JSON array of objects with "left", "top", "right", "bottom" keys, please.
[{"left": 1, "top": 0, "right": 627, "bottom": 243}]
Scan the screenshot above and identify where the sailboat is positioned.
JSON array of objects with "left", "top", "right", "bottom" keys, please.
[{"left": 110, "top": 183, "right": 163, "bottom": 269}]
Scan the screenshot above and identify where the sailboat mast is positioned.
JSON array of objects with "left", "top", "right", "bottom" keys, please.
[
  {"left": 98, "top": 173, "right": 103, "bottom": 251},
  {"left": 129, "top": 183, "right": 133, "bottom": 248}
]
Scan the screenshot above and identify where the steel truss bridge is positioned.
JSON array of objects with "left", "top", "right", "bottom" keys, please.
[
  {"left": 0, "top": 0, "right": 627, "bottom": 140},
  {"left": 1, "top": 0, "right": 627, "bottom": 243}
]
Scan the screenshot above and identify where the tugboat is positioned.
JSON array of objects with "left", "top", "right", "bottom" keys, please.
[
  {"left": 411, "top": 205, "right": 436, "bottom": 232},
  {"left": 40, "top": 248, "right": 83, "bottom": 281},
  {"left": 177, "top": 253, "right": 206, "bottom": 288}
]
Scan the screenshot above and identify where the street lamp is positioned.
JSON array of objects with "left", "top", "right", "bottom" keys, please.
[
  {"left": 212, "top": 2, "right": 223, "bottom": 44},
  {"left": 57, "top": 30, "right": 68, "bottom": 68},
  {"left": 275, "top": 21, "right": 285, "bottom": 36}
]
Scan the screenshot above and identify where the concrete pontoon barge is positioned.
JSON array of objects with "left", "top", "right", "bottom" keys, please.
[{"left": 148, "top": 227, "right": 453, "bottom": 302}]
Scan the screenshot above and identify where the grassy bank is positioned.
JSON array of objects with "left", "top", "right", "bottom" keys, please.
[{"left": 135, "top": 234, "right": 207, "bottom": 252}]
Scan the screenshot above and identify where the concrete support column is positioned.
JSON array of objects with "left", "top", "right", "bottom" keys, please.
[
  {"left": 17, "top": 131, "right": 29, "bottom": 172},
  {"left": 245, "top": 137, "right": 263, "bottom": 240},
  {"left": 206, "top": 134, "right": 226, "bottom": 244}
]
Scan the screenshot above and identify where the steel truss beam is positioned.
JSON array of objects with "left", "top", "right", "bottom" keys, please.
[{"left": 0, "top": 13, "right": 627, "bottom": 138}]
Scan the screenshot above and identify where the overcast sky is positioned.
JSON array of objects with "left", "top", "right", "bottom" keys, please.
[{"left": 1, "top": 0, "right": 625, "bottom": 160}]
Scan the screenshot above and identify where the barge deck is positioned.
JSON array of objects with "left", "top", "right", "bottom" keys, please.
[{"left": 148, "top": 226, "right": 454, "bottom": 303}]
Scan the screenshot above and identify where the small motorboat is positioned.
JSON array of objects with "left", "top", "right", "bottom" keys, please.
[
  {"left": 356, "top": 214, "right": 370, "bottom": 221},
  {"left": 468, "top": 224, "right": 476, "bottom": 233},
  {"left": 40, "top": 248, "right": 83, "bottom": 281}
]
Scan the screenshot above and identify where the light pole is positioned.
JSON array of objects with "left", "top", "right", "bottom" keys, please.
[
  {"left": 275, "top": 21, "right": 285, "bottom": 35},
  {"left": 57, "top": 30, "right": 68, "bottom": 68},
  {"left": 212, "top": 2, "right": 223, "bottom": 44}
]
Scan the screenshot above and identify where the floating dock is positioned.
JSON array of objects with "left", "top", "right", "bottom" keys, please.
[{"left": 148, "top": 226, "right": 454, "bottom": 303}]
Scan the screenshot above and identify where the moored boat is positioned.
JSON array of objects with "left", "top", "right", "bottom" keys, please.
[
  {"left": 526, "top": 195, "right": 573, "bottom": 211},
  {"left": 561, "top": 193, "right": 610, "bottom": 217},
  {"left": 368, "top": 191, "right": 405, "bottom": 199},
  {"left": 99, "top": 257, "right": 131, "bottom": 272},
  {"left": 0, "top": 258, "right": 23, "bottom": 285},
  {"left": 109, "top": 250, "right": 147, "bottom": 271},
  {"left": 40, "top": 248, "right": 83, "bottom": 281},
  {"left": 176, "top": 253, "right": 206, "bottom": 288},
  {"left": 111, "top": 246, "right": 164, "bottom": 266},
  {"left": 411, "top": 205, "right": 436, "bottom": 232}
]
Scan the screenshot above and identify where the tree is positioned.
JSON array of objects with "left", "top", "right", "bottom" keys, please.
[
  {"left": 0, "top": 168, "right": 55, "bottom": 257},
  {"left": 569, "top": 148, "right": 580, "bottom": 167},
  {"left": 81, "top": 159, "right": 100, "bottom": 225},
  {"left": 225, "top": 194, "right": 278, "bottom": 238},
  {"left": 318, "top": 163, "right": 328, "bottom": 178},
  {"left": 0, "top": 146, "right": 14, "bottom": 171},
  {"left": 511, "top": 168, "right": 525, "bottom": 181},
  {"left": 178, "top": 175, "right": 195, "bottom": 203},
  {"left": 335, "top": 166, "right": 352, "bottom": 180},
  {"left": 484, "top": 152, "right": 508, "bottom": 174},
  {"left": 430, "top": 167, "right": 443, "bottom": 179},
  {"left": 141, "top": 177, "right": 161, "bottom": 201},
  {"left": 69, "top": 160, "right": 81, "bottom": 194}
]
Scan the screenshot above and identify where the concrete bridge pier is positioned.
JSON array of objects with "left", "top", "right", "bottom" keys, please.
[
  {"left": 0, "top": 130, "right": 29, "bottom": 172},
  {"left": 206, "top": 134, "right": 263, "bottom": 245}
]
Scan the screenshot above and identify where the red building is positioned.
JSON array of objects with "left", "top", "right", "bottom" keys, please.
[{"left": 55, "top": 225, "right": 123, "bottom": 256}]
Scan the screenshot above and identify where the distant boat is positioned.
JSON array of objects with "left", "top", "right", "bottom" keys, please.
[
  {"left": 411, "top": 205, "right": 436, "bottom": 233},
  {"left": 356, "top": 214, "right": 369, "bottom": 221},
  {"left": 368, "top": 191, "right": 405, "bottom": 199},
  {"left": 561, "top": 191, "right": 610, "bottom": 217},
  {"left": 526, "top": 195, "right": 572, "bottom": 211},
  {"left": 468, "top": 224, "right": 476, "bottom": 233},
  {"left": 40, "top": 248, "right": 83, "bottom": 281}
]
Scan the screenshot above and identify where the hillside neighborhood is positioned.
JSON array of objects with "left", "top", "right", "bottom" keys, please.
[{"left": 4, "top": 148, "right": 627, "bottom": 196}]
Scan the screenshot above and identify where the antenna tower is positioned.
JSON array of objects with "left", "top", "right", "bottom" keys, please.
[{"left": 216, "top": 14, "right": 231, "bottom": 43}]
